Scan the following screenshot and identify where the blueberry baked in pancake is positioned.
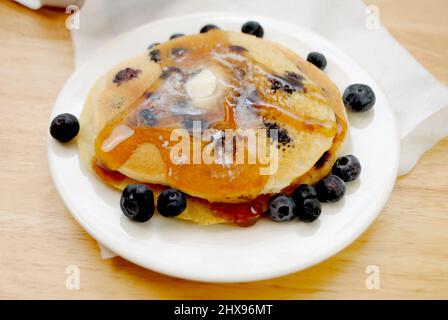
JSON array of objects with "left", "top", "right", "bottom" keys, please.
[{"left": 51, "top": 22, "right": 373, "bottom": 226}]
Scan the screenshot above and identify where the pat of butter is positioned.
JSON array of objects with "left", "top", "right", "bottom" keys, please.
[
  {"left": 101, "top": 124, "right": 134, "bottom": 152},
  {"left": 185, "top": 69, "right": 217, "bottom": 100}
]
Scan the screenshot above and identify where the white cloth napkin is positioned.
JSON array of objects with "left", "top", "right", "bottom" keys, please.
[{"left": 69, "top": 0, "right": 448, "bottom": 258}]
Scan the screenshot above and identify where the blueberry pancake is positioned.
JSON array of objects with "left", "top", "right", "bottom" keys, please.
[{"left": 78, "top": 29, "right": 348, "bottom": 225}]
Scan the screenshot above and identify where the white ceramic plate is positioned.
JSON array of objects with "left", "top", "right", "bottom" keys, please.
[{"left": 48, "top": 13, "right": 399, "bottom": 283}]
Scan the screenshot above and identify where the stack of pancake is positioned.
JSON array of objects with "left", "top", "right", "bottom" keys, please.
[{"left": 78, "top": 30, "right": 348, "bottom": 226}]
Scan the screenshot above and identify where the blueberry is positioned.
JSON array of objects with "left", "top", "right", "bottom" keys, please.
[
  {"left": 307, "top": 52, "right": 327, "bottom": 70},
  {"left": 316, "top": 175, "right": 346, "bottom": 203},
  {"left": 113, "top": 68, "right": 141, "bottom": 86},
  {"left": 296, "top": 198, "right": 321, "bottom": 223},
  {"left": 50, "top": 113, "right": 80, "bottom": 143},
  {"left": 292, "top": 184, "right": 317, "bottom": 204},
  {"left": 157, "top": 188, "right": 187, "bottom": 217},
  {"left": 147, "top": 42, "right": 160, "bottom": 50},
  {"left": 292, "top": 185, "right": 321, "bottom": 222},
  {"left": 160, "top": 66, "right": 183, "bottom": 79},
  {"left": 343, "top": 84, "right": 376, "bottom": 112},
  {"left": 120, "top": 184, "right": 155, "bottom": 222},
  {"left": 171, "top": 47, "right": 187, "bottom": 59},
  {"left": 149, "top": 49, "right": 161, "bottom": 63},
  {"left": 268, "top": 72, "right": 303, "bottom": 95},
  {"left": 332, "top": 155, "right": 361, "bottom": 182},
  {"left": 241, "top": 21, "right": 264, "bottom": 38},
  {"left": 140, "top": 109, "right": 157, "bottom": 126},
  {"left": 169, "top": 33, "right": 185, "bottom": 40},
  {"left": 266, "top": 194, "right": 295, "bottom": 222},
  {"left": 200, "top": 24, "right": 219, "bottom": 33},
  {"left": 263, "top": 120, "right": 292, "bottom": 146},
  {"left": 229, "top": 45, "right": 248, "bottom": 53}
]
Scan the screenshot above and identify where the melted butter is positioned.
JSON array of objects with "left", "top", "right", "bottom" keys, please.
[
  {"left": 185, "top": 68, "right": 217, "bottom": 100},
  {"left": 93, "top": 30, "right": 337, "bottom": 200}
]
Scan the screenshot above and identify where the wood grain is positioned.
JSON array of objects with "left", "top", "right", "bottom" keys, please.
[{"left": 0, "top": 0, "right": 447, "bottom": 299}]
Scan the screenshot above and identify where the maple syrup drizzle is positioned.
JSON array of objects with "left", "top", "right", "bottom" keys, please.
[{"left": 93, "top": 30, "right": 337, "bottom": 202}]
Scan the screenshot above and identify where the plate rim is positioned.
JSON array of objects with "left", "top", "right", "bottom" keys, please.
[{"left": 47, "top": 12, "right": 400, "bottom": 283}]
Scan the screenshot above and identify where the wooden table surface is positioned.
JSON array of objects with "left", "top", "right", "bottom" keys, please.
[{"left": 0, "top": 0, "right": 447, "bottom": 299}]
